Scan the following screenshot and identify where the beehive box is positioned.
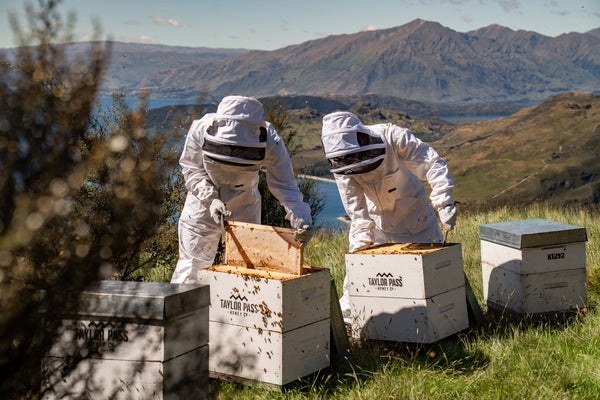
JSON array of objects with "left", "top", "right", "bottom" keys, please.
[
  {"left": 346, "top": 243, "right": 468, "bottom": 343},
  {"left": 42, "top": 281, "right": 209, "bottom": 400},
  {"left": 197, "top": 221, "right": 330, "bottom": 386},
  {"left": 480, "top": 218, "right": 588, "bottom": 314}
]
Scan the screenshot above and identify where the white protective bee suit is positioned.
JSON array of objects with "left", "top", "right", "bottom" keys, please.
[
  {"left": 171, "top": 96, "right": 312, "bottom": 284},
  {"left": 321, "top": 111, "right": 457, "bottom": 317}
]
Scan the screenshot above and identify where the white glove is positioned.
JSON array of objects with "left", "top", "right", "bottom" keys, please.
[
  {"left": 438, "top": 204, "right": 458, "bottom": 231},
  {"left": 209, "top": 198, "right": 231, "bottom": 228},
  {"left": 294, "top": 222, "right": 314, "bottom": 248},
  {"left": 350, "top": 239, "right": 374, "bottom": 253}
]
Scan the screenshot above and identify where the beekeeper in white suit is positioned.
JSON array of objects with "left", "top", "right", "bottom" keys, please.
[
  {"left": 171, "top": 95, "right": 313, "bottom": 284},
  {"left": 321, "top": 111, "right": 457, "bottom": 320}
]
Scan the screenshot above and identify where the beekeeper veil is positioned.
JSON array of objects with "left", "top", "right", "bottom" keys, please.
[
  {"left": 321, "top": 111, "right": 386, "bottom": 175},
  {"left": 202, "top": 95, "right": 267, "bottom": 165}
]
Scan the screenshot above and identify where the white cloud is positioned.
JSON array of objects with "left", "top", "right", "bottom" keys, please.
[
  {"left": 281, "top": 25, "right": 288, "bottom": 31},
  {"left": 120, "top": 35, "right": 160, "bottom": 44},
  {"left": 499, "top": 0, "right": 520, "bottom": 12},
  {"left": 152, "top": 15, "right": 181, "bottom": 27},
  {"left": 361, "top": 25, "right": 378, "bottom": 32}
]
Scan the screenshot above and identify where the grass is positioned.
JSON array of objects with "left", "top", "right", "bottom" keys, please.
[{"left": 210, "top": 204, "right": 600, "bottom": 399}]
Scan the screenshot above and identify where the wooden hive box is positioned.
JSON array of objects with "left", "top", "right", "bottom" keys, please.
[
  {"left": 480, "top": 218, "right": 587, "bottom": 314},
  {"left": 197, "top": 221, "right": 330, "bottom": 386},
  {"left": 346, "top": 243, "right": 468, "bottom": 343},
  {"left": 42, "top": 281, "right": 210, "bottom": 400}
]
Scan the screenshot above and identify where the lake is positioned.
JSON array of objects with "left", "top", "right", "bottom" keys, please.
[
  {"left": 97, "top": 96, "right": 199, "bottom": 110},
  {"left": 299, "top": 176, "right": 348, "bottom": 230}
]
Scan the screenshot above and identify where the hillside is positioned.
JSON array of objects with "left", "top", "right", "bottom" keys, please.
[
  {"left": 437, "top": 92, "right": 600, "bottom": 206},
  {"left": 131, "top": 19, "right": 600, "bottom": 105}
]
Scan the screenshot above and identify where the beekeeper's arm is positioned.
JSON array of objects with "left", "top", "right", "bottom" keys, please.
[
  {"left": 334, "top": 174, "right": 375, "bottom": 252},
  {"left": 389, "top": 125, "right": 457, "bottom": 229},
  {"left": 263, "top": 124, "right": 312, "bottom": 231},
  {"left": 179, "top": 117, "right": 229, "bottom": 222}
]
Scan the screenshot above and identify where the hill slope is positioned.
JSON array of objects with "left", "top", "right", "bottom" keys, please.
[
  {"left": 437, "top": 92, "right": 600, "bottom": 206},
  {"left": 131, "top": 19, "right": 600, "bottom": 105}
]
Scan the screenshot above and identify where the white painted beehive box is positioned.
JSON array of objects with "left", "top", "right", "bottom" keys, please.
[
  {"left": 42, "top": 281, "right": 210, "bottom": 400},
  {"left": 346, "top": 243, "right": 468, "bottom": 343},
  {"left": 197, "top": 221, "right": 330, "bottom": 386},
  {"left": 480, "top": 218, "right": 588, "bottom": 314}
]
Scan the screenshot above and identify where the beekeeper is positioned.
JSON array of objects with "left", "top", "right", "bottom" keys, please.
[
  {"left": 321, "top": 111, "right": 457, "bottom": 319},
  {"left": 171, "top": 95, "right": 313, "bottom": 284}
]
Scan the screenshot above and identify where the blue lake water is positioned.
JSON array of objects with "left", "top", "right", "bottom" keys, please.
[
  {"left": 300, "top": 177, "right": 347, "bottom": 230},
  {"left": 97, "top": 96, "right": 199, "bottom": 110}
]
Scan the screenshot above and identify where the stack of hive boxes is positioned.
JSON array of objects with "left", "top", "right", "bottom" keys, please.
[
  {"left": 481, "top": 218, "right": 587, "bottom": 314},
  {"left": 346, "top": 243, "right": 469, "bottom": 343},
  {"left": 42, "top": 281, "right": 210, "bottom": 400},
  {"left": 197, "top": 221, "right": 330, "bottom": 386}
]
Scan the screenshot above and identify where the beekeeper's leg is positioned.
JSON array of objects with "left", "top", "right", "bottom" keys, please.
[{"left": 171, "top": 219, "right": 222, "bottom": 284}]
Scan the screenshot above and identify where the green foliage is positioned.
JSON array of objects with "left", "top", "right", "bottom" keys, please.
[
  {"left": 259, "top": 97, "right": 325, "bottom": 228},
  {"left": 0, "top": 1, "right": 182, "bottom": 397}
]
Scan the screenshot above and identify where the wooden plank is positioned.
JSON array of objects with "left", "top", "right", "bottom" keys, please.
[
  {"left": 463, "top": 272, "right": 484, "bottom": 322},
  {"left": 225, "top": 221, "right": 303, "bottom": 276},
  {"left": 329, "top": 277, "right": 349, "bottom": 360}
]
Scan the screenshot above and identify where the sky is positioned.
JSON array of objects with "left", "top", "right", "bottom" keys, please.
[{"left": 1, "top": 0, "right": 599, "bottom": 50}]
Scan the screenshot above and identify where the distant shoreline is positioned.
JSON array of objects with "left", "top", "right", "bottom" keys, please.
[{"left": 298, "top": 174, "right": 335, "bottom": 183}]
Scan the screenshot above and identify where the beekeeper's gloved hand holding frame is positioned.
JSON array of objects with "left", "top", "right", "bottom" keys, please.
[
  {"left": 210, "top": 198, "right": 231, "bottom": 229},
  {"left": 438, "top": 204, "right": 458, "bottom": 231},
  {"left": 294, "top": 220, "right": 314, "bottom": 248}
]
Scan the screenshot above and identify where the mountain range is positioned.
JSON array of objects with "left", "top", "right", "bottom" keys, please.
[{"left": 128, "top": 19, "right": 600, "bottom": 105}]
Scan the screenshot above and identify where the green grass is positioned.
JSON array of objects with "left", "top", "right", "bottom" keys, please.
[{"left": 210, "top": 205, "right": 600, "bottom": 399}]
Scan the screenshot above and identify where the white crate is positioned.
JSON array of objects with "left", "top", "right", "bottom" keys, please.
[
  {"left": 197, "top": 265, "right": 330, "bottom": 386},
  {"left": 482, "top": 251, "right": 587, "bottom": 314},
  {"left": 350, "top": 286, "right": 468, "bottom": 343},
  {"left": 480, "top": 219, "right": 588, "bottom": 314},
  {"left": 347, "top": 243, "right": 464, "bottom": 298},
  {"left": 43, "top": 346, "right": 208, "bottom": 400},
  {"left": 481, "top": 240, "right": 587, "bottom": 275},
  {"left": 209, "top": 319, "right": 330, "bottom": 385},
  {"left": 346, "top": 243, "right": 468, "bottom": 343},
  {"left": 42, "top": 281, "right": 209, "bottom": 400}
]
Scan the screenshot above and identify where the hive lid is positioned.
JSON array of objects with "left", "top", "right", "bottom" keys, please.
[
  {"left": 48, "top": 281, "right": 209, "bottom": 321},
  {"left": 479, "top": 218, "right": 587, "bottom": 249}
]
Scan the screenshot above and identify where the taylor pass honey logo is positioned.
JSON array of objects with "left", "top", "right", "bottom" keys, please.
[
  {"left": 220, "top": 293, "right": 260, "bottom": 317},
  {"left": 72, "top": 320, "right": 128, "bottom": 351},
  {"left": 368, "top": 272, "right": 403, "bottom": 291}
]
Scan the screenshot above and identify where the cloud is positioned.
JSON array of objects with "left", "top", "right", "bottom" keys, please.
[
  {"left": 124, "top": 19, "right": 141, "bottom": 26},
  {"left": 151, "top": 15, "right": 181, "bottom": 27},
  {"left": 78, "top": 32, "right": 91, "bottom": 41},
  {"left": 462, "top": 15, "right": 473, "bottom": 23},
  {"left": 499, "top": 0, "right": 520, "bottom": 12},
  {"left": 361, "top": 25, "right": 378, "bottom": 32},
  {"left": 119, "top": 35, "right": 160, "bottom": 44},
  {"left": 281, "top": 25, "right": 288, "bottom": 31}
]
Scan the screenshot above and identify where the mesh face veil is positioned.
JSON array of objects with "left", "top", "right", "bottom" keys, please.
[{"left": 321, "top": 112, "right": 386, "bottom": 175}]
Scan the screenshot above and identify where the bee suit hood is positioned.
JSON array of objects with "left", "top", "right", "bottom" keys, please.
[
  {"left": 321, "top": 111, "right": 386, "bottom": 174},
  {"left": 202, "top": 95, "right": 267, "bottom": 165}
]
